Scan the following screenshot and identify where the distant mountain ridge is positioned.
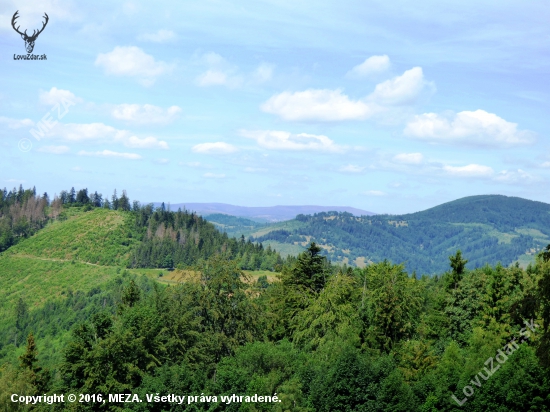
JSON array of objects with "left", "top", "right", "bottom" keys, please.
[
  {"left": 239, "top": 195, "right": 550, "bottom": 274},
  {"left": 153, "top": 202, "right": 375, "bottom": 222}
]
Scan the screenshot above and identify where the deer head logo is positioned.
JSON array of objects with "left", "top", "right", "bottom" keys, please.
[{"left": 11, "top": 11, "right": 49, "bottom": 54}]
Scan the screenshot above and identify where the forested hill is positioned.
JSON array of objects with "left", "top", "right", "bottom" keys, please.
[
  {"left": 407, "top": 195, "right": 550, "bottom": 228},
  {"left": 250, "top": 195, "right": 550, "bottom": 274},
  {"left": 0, "top": 185, "right": 283, "bottom": 271}
]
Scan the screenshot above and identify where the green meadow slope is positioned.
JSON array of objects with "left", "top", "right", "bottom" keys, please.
[{"left": 0, "top": 208, "right": 139, "bottom": 317}]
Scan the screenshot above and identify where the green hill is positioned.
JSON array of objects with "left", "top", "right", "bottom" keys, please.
[
  {"left": 0, "top": 202, "right": 284, "bottom": 369},
  {"left": 4, "top": 207, "right": 138, "bottom": 266},
  {"left": 251, "top": 195, "right": 550, "bottom": 274}
]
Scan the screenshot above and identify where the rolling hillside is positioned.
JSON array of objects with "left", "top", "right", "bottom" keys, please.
[
  {"left": 0, "top": 205, "right": 282, "bottom": 367},
  {"left": 247, "top": 195, "right": 550, "bottom": 274}
]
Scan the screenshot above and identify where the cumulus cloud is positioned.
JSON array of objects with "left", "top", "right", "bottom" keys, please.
[
  {"left": 137, "top": 29, "right": 176, "bottom": 42},
  {"left": 347, "top": 55, "right": 390, "bottom": 77},
  {"left": 261, "top": 89, "right": 378, "bottom": 122},
  {"left": 339, "top": 164, "right": 365, "bottom": 173},
  {"left": 443, "top": 163, "right": 494, "bottom": 177},
  {"left": 95, "top": 46, "right": 174, "bottom": 86},
  {"left": 111, "top": 104, "right": 181, "bottom": 124},
  {"left": 0, "top": 116, "right": 34, "bottom": 129},
  {"left": 38, "top": 145, "right": 70, "bottom": 154},
  {"left": 192, "top": 142, "right": 238, "bottom": 154},
  {"left": 261, "top": 67, "right": 433, "bottom": 121},
  {"left": 50, "top": 122, "right": 169, "bottom": 149},
  {"left": 39, "top": 87, "right": 83, "bottom": 106},
  {"left": 393, "top": 152, "right": 424, "bottom": 165},
  {"left": 240, "top": 130, "right": 346, "bottom": 153},
  {"left": 368, "top": 67, "right": 434, "bottom": 106},
  {"left": 125, "top": 136, "right": 169, "bottom": 149},
  {"left": 78, "top": 150, "right": 142, "bottom": 160},
  {"left": 404, "top": 110, "right": 535, "bottom": 147}
]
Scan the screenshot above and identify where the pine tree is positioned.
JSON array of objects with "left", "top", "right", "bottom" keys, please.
[
  {"left": 19, "top": 333, "right": 48, "bottom": 392},
  {"left": 286, "top": 242, "right": 327, "bottom": 294}
]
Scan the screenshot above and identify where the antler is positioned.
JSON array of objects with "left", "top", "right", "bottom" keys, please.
[
  {"left": 33, "top": 13, "right": 49, "bottom": 38},
  {"left": 11, "top": 10, "right": 25, "bottom": 36}
]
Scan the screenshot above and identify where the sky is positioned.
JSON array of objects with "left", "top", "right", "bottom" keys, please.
[{"left": 1, "top": 0, "right": 549, "bottom": 214}]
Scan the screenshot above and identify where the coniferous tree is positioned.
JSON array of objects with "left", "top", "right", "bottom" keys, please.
[
  {"left": 118, "top": 190, "right": 131, "bottom": 211},
  {"left": 111, "top": 189, "right": 119, "bottom": 210},
  {"left": 19, "top": 333, "right": 48, "bottom": 392}
]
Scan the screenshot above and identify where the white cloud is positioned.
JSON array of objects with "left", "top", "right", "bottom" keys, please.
[
  {"left": 204, "top": 173, "right": 226, "bottom": 179},
  {"left": 39, "top": 87, "right": 82, "bottom": 106},
  {"left": 51, "top": 122, "right": 169, "bottom": 149},
  {"left": 404, "top": 110, "right": 535, "bottom": 147},
  {"left": 347, "top": 55, "right": 390, "bottom": 77},
  {"left": 443, "top": 164, "right": 494, "bottom": 177},
  {"left": 78, "top": 150, "right": 142, "bottom": 160},
  {"left": 368, "top": 67, "right": 433, "bottom": 106},
  {"left": 0, "top": 116, "right": 34, "bottom": 129},
  {"left": 137, "top": 29, "right": 176, "bottom": 43},
  {"left": 111, "top": 104, "right": 181, "bottom": 124},
  {"left": 541, "top": 161, "right": 550, "bottom": 168},
  {"left": 261, "top": 89, "right": 378, "bottom": 122},
  {"left": 339, "top": 164, "right": 365, "bottom": 173},
  {"left": 261, "top": 67, "right": 433, "bottom": 121},
  {"left": 364, "top": 190, "right": 386, "bottom": 196},
  {"left": 240, "top": 130, "right": 345, "bottom": 153},
  {"left": 192, "top": 142, "right": 238, "bottom": 154},
  {"left": 393, "top": 152, "right": 424, "bottom": 165},
  {"left": 125, "top": 136, "right": 169, "bottom": 149},
  {"left": 38, "top": 145, "right": 70, "bottom": 154},
  {"left": 95, "top": 46, "right": 173, "bottom": 86},
  {"left": 154, "top": 158, "right": 170, "bottom": 164}
]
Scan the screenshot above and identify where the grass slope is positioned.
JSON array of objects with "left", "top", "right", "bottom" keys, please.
[{"left": 4, "top": 208, "right": 138, "bottom": 266}]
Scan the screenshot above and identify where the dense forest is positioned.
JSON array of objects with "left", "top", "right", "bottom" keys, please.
[
  {"left": 2, "top": 187, "right": 550, "bottom": 411},
  {"left": 2, "top": 243, "right": 550, "bottom": 410},
  {"left": 250, "top": 195, "right": 550, "bottom": 274}
]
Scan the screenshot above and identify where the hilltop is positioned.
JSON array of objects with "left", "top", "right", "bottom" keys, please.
[{"left": 246, "top": 195, "right": 550, "bottom": 274}]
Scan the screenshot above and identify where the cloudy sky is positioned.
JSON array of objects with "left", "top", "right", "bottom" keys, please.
[{"left": 1, "top": 0, "right": 549, "bottom": 214}]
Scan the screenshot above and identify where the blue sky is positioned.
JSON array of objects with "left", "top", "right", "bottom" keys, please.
[{"left": 1, "top": 0, "right": 549, "bottom": 214}]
